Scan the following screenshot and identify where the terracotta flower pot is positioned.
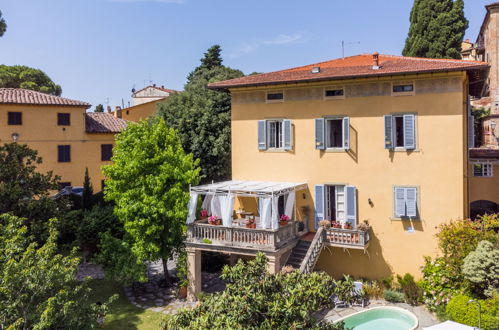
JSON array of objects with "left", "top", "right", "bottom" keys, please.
[{"left": 178, "top": 286, "right": 187, "bottom": 299}]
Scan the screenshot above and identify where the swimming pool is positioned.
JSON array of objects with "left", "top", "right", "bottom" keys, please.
[{"left": 334, "top": 306, "right": 418, "bottom": 330}]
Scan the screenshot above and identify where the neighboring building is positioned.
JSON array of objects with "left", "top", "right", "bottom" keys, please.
[
  {"left": 119, "top": 84, "right": 178, "bottom": 122},
  {"left": 183, "top": 53, "right": 488, "bottom": 300},
  {"left": 0, "top": 88, "right": 128, "bottom": 191}
]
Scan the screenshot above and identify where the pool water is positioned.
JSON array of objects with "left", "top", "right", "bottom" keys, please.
[{"left": 338, "top": 307, "right": 418, "bottom": 330}]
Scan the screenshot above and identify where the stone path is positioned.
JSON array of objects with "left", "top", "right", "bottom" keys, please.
[{"left": 320, "top": 299, "right": 438, "bottom": 329}]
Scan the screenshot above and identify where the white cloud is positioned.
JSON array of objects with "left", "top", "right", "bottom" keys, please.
[
  {"left": 229, "top": 32, "right": 305, "bottom": 58},
  {"left": 263, "top": 33, "right": 304, "bottom": 45},
  {"left": 108, "top": 0, "right": 185, "bottom": 4}
]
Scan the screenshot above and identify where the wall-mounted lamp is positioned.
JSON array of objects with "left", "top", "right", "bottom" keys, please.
[
  {"left": 368, "top": 198, "right": 374, "bottom": 207},
  {"left": 11, "top": 133, "right": 19, "bottom": 142}
]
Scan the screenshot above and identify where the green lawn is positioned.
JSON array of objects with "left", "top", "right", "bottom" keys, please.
[{"left": 88, "top": 279, "right": 164, "bottom": 330}]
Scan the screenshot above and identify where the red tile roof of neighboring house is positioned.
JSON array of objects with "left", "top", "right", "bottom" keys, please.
[
  {"left": 470, "top": 147, "right": 499, "bottom": 160},
  {"left": 0, "top": 88, "right": 90, "bottom": 108},
  {"left": 208, "top": 54, "right": 488, "bottom": 90},
  {"left": 132, "top": 85, "right": 178, "bottom": 96},
  {"left": 85, "top": 113, "right": 129, "bottom": 133}
]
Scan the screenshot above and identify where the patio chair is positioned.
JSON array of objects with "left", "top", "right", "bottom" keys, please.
[
  {"left": 352, "top": 281, "right": 368, "bottom": 308},
  {"left": 331, "top": 294, "right": 347, "bottom": 308}
]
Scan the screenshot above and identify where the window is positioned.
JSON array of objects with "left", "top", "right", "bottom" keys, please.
[
  {"left": 57, "top": 113, "right": 70, "bottom": 126},
  {"left": 58, "top": 145, "right": 71, "bottom": 162},
  {"left": 473, "top": 163, "right": 493, "bottom": 177},
  {"left": 394, "top": 187, "right": 418, "bottom": 218},
  {"left": 392, "top": 83, "right": 415, "bottom": 96},
  {"left": 8, "top": 112, "right": 22, "bottom": 125},
  {"left": 315, "top": 184, "right": 356, "bottom": 228},
  {"left": 257, "top": 119, "right": 292, "bottom": 150},
  {"left": 315, "top": 117, "right": 350, "bottom": 150},
  {"left": 101, "top": 144, "right": 113, "bottom": 161},
  {"left": 384, "top": 114, "right": 416, "bottom": 150},
  {"left": 266, "top": 92, "right": 284, "bottom": 103},
  {"left": 59, "top": 182, "right": 71, "bottom": 189},
  {"left": 324, "top": 88, "right": 345, "bottom": 99}
]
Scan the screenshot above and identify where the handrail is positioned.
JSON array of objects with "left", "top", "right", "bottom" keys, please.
[{"left": 299, "top": 227, "right": 325, "bottom": 274}]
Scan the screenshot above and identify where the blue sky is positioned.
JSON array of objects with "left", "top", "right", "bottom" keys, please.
[{"left": 0, "top": 0, "right": 493, "bottom": 108}]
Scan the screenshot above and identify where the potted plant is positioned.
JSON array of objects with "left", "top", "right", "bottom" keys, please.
[
  {"left": 208, "top": 215, "right": 221, "bottom": 225},
  {"left": 279, "top": 214, "right": 290, "bottom": 226},
  {"left": 245, "top": 218, "right": 256, "bottom": 229},
  {"left": 343, "top": 221, "right": 352, "bottom": 230},
  {"left": 319, "top": 219, "right": 331, "bottom": 228},
  {"left": 176, "top": 251, "right": 188, "bottom": 299},
  {"left": 200, "top": 209, "right": 209, "bottom": 220},
  {"left": 331, "top": 221, "right": 341, "bottom": 229},
  {"left": 357, "top": 220, "right": 370, "bottom": 232}
]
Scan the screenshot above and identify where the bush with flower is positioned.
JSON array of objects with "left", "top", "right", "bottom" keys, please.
[
  {"left": 208, "top": 215, "right": 220, "bottom": 225},
  {"left": 280, "top": 214, "right": 290, "bottom": 222},
  {"left": 200, "top": 209, "right": 208, "bottom": 218}
]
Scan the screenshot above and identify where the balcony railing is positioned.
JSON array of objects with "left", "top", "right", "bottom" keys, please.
[
  {"left": 186, "top": 220, "right": 299, "bottom": 251},
  {"left": 324, "top": 227, "right": 370, "bottom": 249}
]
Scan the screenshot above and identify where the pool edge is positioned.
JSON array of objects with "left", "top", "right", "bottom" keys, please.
[{"left": 332, "top": 306, "right": 419, "bottom": 330}]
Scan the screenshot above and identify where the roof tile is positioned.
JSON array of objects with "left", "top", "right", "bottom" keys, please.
[
  {"left": 85, "top": 113, "right": 128, "bottom": 133},
  {"left": 0, "top": 88, "right": 90, "bottom": 107}
]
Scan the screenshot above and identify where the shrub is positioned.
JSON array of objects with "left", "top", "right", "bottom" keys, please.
[
  {"left": 363, "top": 281, "right": 384, "bottom": 299},
  {"left": 164, "top": 252, "right": 336, "bottom": 329},
  {"left": 384, "top": 289, "right": 405, "bottom": 303},
  {"left": 397, "top": 273, "right": 422, "bottom": 305},
  {"left": 380, "top": 275, "right": 394, "bottom": 290},
  {"left": 462, "top": 240, "right": 499, "bottom": 298},
  {"left": 445, "top": 294, "right": 499, "bottom": 330},
  {"left": 333, "top": 275, "right": 355, "bottom": 305}
]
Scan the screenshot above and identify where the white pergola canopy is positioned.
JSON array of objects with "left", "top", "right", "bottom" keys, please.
[{"left": 190, "top": 180, "right": 308, "bottom": 197}]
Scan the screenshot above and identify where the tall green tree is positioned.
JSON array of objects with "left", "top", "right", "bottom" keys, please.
[
  {"left": 0, "top": 65, "right": 62, "bottom": 96},
  {"left": 82, "top": 167, "right": 93, "bottom": 210},
  {"left": 0, "top": 214, "right": 111, "bottom": 329},
  {"left": 0, "top": 143, "right": 67, "bottom": 241},
  {"left": 158, "top": 45, "right": 244, "bottom": 183},
  {"left": 94, "top": 104, "right": 104, "bottom": 112},
  {"left": 403, "top": 0, "right": 468, "bottom": 59},
  {"left": 102, "top": 118, "right": 200, "bottom": 284},
  {"left": 0, "top": 10, "right": 6, "bottom": 37}
]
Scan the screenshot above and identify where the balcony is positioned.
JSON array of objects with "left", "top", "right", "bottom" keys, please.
[
  {"left": 323, "top": 227, "right": 371, "bottom": 250},
  {"left": 186, "top": 220, "right": 300, "bottom": 252}
]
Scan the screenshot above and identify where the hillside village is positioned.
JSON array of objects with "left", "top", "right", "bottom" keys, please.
[{"left": 0, "top": 1, "right": 498, "bottom": 330}]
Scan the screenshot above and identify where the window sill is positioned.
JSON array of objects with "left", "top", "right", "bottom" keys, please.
[
  {"left": 264, "top": 149, "right": 289, "bottom": 153},
  {"left": 325, "top": 148, "right": 347, "bottom": 153},
  {"left": 390, "top": 217, "right": 420, "bottom": 221},
  {"left": 390, "top": 148, "right": 420, "bottom": 152}
]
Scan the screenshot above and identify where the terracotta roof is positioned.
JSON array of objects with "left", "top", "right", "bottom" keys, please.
[
  {"left": 0, "top": 88, "right": 90, "bottom": 107},
  {"left": 85, "top": 113, "right": 129, "bottom": 133},
  {"left": 470, "top": 147, "right": 499, "bottom": 160},
  {"left": 132, "top": 85, "right": 178, "bottom": 97},
  {"left": 208, "top": 54, "right": 488, "bottom": 90}
]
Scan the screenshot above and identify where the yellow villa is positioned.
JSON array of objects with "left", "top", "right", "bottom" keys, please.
[
  {"left": 0, "top": 88, "right": 128, "bottom": 191},
  {"left": 183, "top": 53, "right": 489, "bottom": 301}
]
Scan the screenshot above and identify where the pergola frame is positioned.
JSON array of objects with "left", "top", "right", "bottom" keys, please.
[{"left": 190, "top": 180, "right": 308, "bottom": 198}]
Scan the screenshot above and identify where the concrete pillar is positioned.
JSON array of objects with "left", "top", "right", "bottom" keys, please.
[
  {"left": 266, "top": 254, "right": 281, "bottom": 274},
  {"left": 186, "top": 247, "right": 201, "bottom": 302}
]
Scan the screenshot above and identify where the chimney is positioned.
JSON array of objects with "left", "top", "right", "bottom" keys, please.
[
  {"left": 106, "top": 106, "right": 112, "bottom": 113},
  {"left": 153, "top": 83, "right": 156, "bottom": 87},
  {"left": 161, "top": 85, "right": 164, "bottom": 89},
  {"left": 372, "top": 52, "right": 380, "bottom": 70},
  {"left": 114, "top": 106, "right": 122, "bottom": 119}
]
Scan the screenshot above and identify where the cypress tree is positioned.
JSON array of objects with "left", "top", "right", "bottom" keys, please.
[
  {"left": 82, "top": 167, "right": 93, "bottom": 210},
  {"left": 403, "top": 0, "right": 468, "bottom": 59}
]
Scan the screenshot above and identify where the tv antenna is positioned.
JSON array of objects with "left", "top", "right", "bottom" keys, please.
[{"left": 342, "top": 40, "right": 360, "bottom": 59}]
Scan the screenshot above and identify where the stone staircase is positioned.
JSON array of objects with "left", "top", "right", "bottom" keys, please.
[{"left": 286, "top": 239, "right": 312, "bottom": 269}]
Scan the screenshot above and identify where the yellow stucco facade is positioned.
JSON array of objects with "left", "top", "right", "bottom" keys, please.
[
  {"left": 0, "top": 103, "right": 117, "bottom": 191},
  {"left": 229, "top": 72, "right": 471, "bottom": 279},
  {"left": 120, "top": 99, "right": 161, "bottom": 122}
]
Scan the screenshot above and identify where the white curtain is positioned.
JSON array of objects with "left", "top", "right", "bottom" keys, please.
[
  {"left": 186, "top": 192, "right": 198, "bottom": 224},
  {"left": 271, "top": 196, "right": 279, "bottom": 230},
  {"left": 220, "top": 194, "right": 235, "bottom": 227},
  {"left": 211, "top": 195, "right": 222, "bottom": 218},
  {"left": 284, "top": 192, "right": 295, "bottom": 219},
  {"left": 260, "top": 197, "right": 272, "bottom": 229},
  {"left": 201, "top": 194, "right": 213, "bottom": 215}
]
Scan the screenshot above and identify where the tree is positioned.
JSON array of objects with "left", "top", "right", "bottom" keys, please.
[
  {"left": 0, "top": 65, "right": 62, "bottom": 96},
  {"left": 102, "top": 118, "right": 200, "bottom": 284},
  {"left": 94, "top": 104, "right": 104, "bottom": 112},
  {"left": 403, "top": 0, "right": 468, "bottom": 59},
  {"left": 165, "top": 253, "right": 342, "bottom": 329},
  {"left": 158, "top": 45, "right": 244, "bottom": 183},
  {"left": 0, "top": 10, "right": 6, "bottom": 37},
  {"left": 0, "top": 214, "right": 111, "bottom": 329},
  {"left": 0, "top": 143, "right": 67, "bottom": 241},
  {"left": 462, "top": 240, "right": 499, "bottom": 298},
  {"left": 82, "top": 167, "right": 93, "bottom": 210}
]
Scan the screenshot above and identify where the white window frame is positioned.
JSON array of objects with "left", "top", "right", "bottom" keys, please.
[
  {"left": 324, "top": 86, "right": 345, "bottom": 100},
  {"left": 391, "top": 82, "right": 415, "bottom": 96},
  {"left": 265, "top": 91, "right": 285, "bottom": 103},
  {"left": 472, "top": 162, "right": 494, "bottom": 177},
  {"left": 393, "top": 186, "right": 419, "bottom": 219},
  {"left": 267, "top": 119, "right": 284, "bottom": 149},
  {"left": 325, "top": 116, "right": 346, "bottom": 150}
]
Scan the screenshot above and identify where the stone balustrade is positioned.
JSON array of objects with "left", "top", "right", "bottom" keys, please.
[{"left": 324, "top": 227, "right": 370, "bottom": 249}]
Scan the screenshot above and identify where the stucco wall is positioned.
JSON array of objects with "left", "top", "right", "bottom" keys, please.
[
  {"left": 121, "top": 99, "right": 160, "bottom": 122},
  {"left": 0, "top": 104, "right": 116, "bottom": 191},
  {"left": 469, "top": 164, "right": 499, "bottom": 204},
  {"left": 230, "top": 72, "right": 469, "bottom": 279}
]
